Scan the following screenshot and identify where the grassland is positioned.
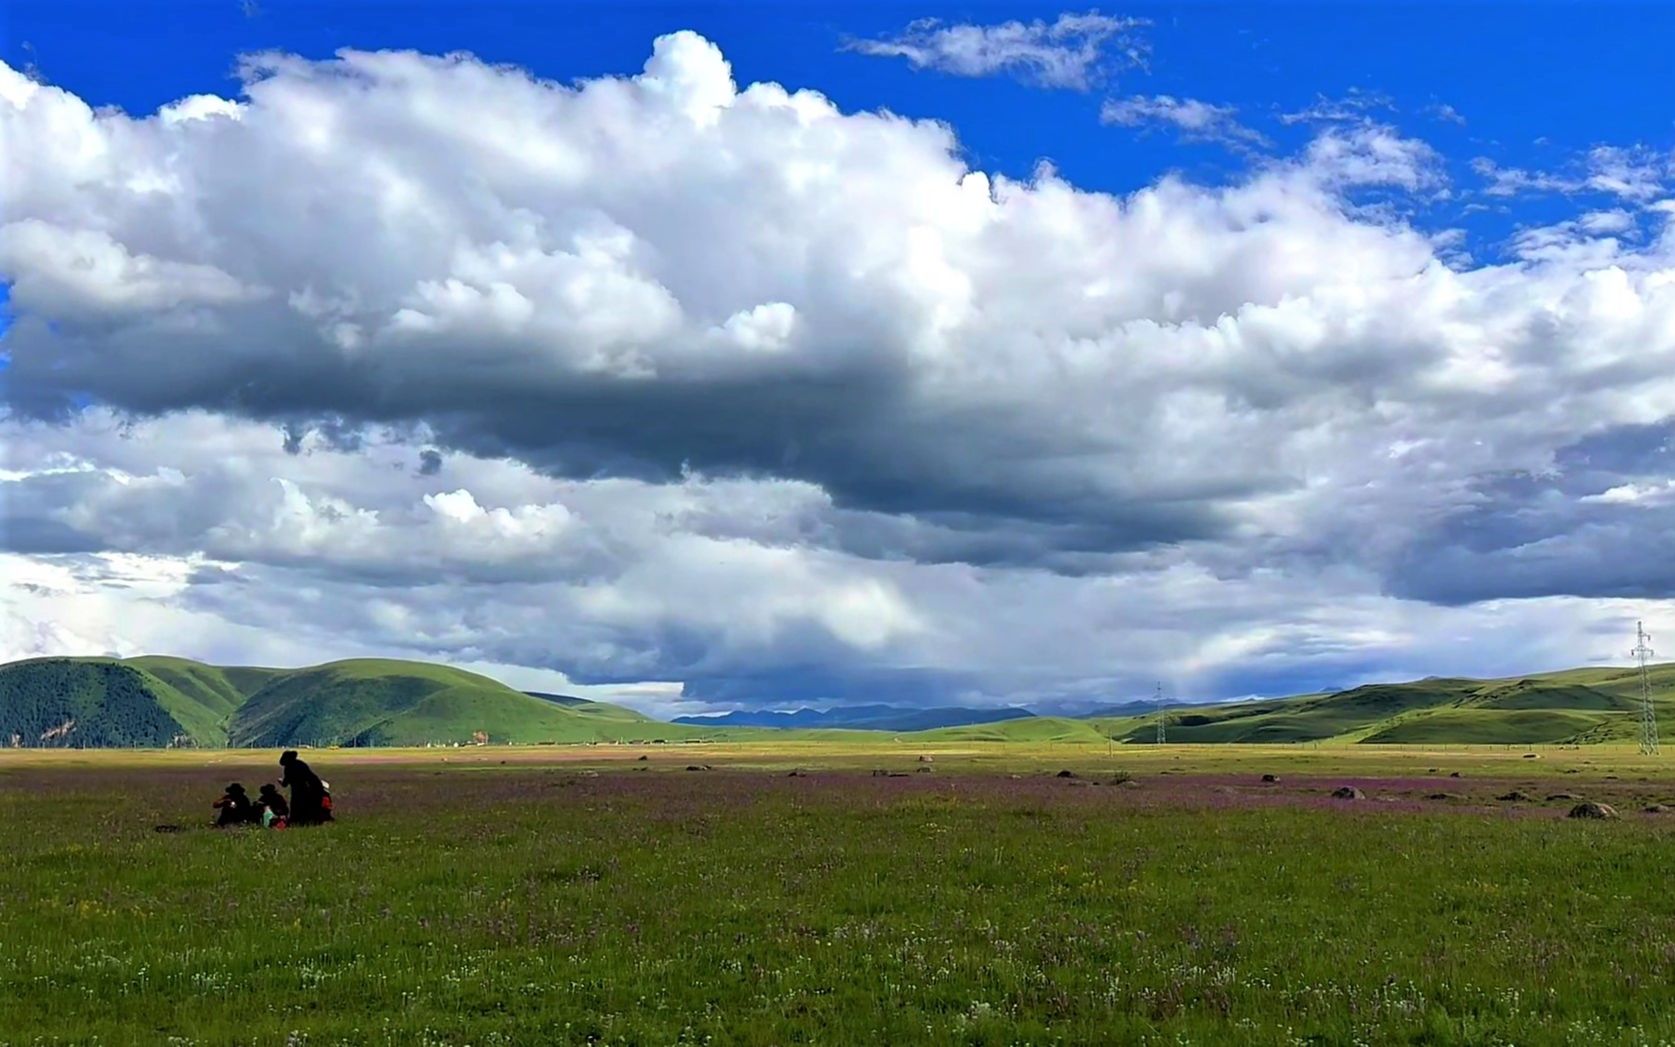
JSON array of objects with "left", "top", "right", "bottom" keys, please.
[{"left": 4, "top": 743, "right": 1675, "bottom": 1044}]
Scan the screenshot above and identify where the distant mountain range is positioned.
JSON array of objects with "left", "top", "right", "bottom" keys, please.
[
  {"left": 4, "top": 654, "right": 1674, "bottom": 748},
  {"left": 672, "top": 704, "right": 1036, "bottom": 732},
  {"left": 1065, "top": 699, "right": 1167, "bottom": 719}
]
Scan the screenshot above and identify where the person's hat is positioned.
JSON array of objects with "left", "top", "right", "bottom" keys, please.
[{"left": 226, "top": 783, "right": 246, "bottom": 793}]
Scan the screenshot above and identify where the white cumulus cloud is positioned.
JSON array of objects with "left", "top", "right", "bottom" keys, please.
[{"left": 4, "top": 34, "right": 1675, "bottom": 709}]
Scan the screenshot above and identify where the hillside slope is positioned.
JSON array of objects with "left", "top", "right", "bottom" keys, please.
[
  {"left": 123, "top": 656, "right": 286, "bottom": 745},
  {"left": 1093, "top": 664, "right": 1675, "bottom": 745},
  {"left": 0, "top": 659, "right": 198, "bottom": 748},
  {"left": 918, "top": 717, "right": 1110, "bottom": 744},
  {"left": 0, "top": 656, "right": 687, "bottom": 748},
  {"left": 229, "top": 659, "right": 687, "bottom": 747}
]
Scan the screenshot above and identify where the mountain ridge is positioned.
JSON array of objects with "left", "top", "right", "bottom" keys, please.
[
  {"left": 672, "top": 703, "right": 1036, "bottom": 732},
  {"left": 0, "top": 656, "right": 682, "bottom": 749},
  {"left": 4, "top": 654, "right": 1674, "bottom": 748}
]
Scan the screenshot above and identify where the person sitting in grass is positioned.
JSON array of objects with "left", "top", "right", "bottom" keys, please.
[
  {"left": 255, "top": 783, "right": 290, "bottom": 829},
  {"left": 279, "top": 750, "right": 333, "bottom": 825},
  {"left": 211, "top": 783, "right": 255, "bottom": 827}
]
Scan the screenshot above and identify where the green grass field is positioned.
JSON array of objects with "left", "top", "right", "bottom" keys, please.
[{"left": 5, "top": 743, "right": 1675, "bottom": 1045}]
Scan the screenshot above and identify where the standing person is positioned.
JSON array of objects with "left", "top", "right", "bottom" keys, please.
[
  {"left": 211, "top": 783, "right": 255, "bottom": 827},
  {"left": 279, "top": 750, "right": 333, "bottom": 825}
]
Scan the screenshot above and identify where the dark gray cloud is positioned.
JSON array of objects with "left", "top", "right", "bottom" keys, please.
[{"left": 1389, "top": 423, "right": 1675, "bottom": 604}]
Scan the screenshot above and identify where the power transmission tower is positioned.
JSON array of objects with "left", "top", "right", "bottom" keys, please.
[
  {"left": 1154, "top": 682, "right": 1166, "bottom": 745},
  {"left": 1633, "top": 621, "right": 1659, "bottom": 755}
]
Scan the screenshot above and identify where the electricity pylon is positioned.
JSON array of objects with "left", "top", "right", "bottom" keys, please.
[
  {"left": 1154, "top": 682, "right": 1166, "bottom": 745},
  {"left": 1633, "top": 621, "right": 1659, "bottom": 755}
]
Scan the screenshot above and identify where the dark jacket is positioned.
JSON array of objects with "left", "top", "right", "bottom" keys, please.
[
  {"left": 256, "top": 785, "right": 290, "bottom": 821},
  {"left": 213, "top": 784, "right": 255, "bottom": 827},
  {"left": 280, "top": 753, "right": 330, "bottom": 823}
]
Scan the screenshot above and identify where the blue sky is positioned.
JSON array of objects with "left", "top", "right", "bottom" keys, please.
[
  {"left": 2, "top": 3, "right": 1673, "bottom": 712},
  {"left": 8, "top": 1, "right": 1673, "bottom": 241}
]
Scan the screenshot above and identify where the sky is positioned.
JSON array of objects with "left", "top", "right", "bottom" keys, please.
[{"left": 2, "top": 2, "right": 1674, "bottom": 717}]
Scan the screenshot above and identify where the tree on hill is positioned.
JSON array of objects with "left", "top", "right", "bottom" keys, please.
[{"left": 0, "top": 660, "right": 186, "bottom": 747}]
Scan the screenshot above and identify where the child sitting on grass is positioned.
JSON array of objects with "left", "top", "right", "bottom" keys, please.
[
  {"left": 211, "top": 783, "right": 256, "bottom": 827},
  {"left": 255, "top": 783, "right": 290, "bottom": 829}
]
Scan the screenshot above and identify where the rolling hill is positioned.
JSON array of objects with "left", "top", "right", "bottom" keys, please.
[
  {"left": 915, "top": 716, "right": 1112, "bottom": 744},
  {"left": 6, "top": 652, "right": 1675, "bottom": 749},
  {"left": 1093, "top": 663, "right": 1675, "bottom": 746},
  {"left": 0, "top": 656, "right": 685, "bottom": 749},
  {"left": 0, "top": 659, "right": 203, "bottom": 748}
]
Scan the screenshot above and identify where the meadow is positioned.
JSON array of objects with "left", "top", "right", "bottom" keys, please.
[{"left": 4, "top": 742, "right": 1675, "bottom": 1045}]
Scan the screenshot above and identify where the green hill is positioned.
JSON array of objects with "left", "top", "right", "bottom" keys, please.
[
  {"left": 1094, "top": 664, "right": 1675, "bottom": 746},
  {"left": 123, "top": 656, "right": 285, "bottom": 745},
  {"left": 7, "top": 653, "right": 1675, "bottom": 749},
  {"left": 0, "top": 656, "right": 683, "bottom": 749},
  {"left": 0, "top": 659, "right": 198, "bottom": 748},
  {"left": 1359, "top": 709, "right": 1606, "bottom": 744},
  {"left": 918, "top": 717, "right": 1111, "bottom": 744},
  {"left": 229, "top": 659, "right": 674, "bottom": 747}
]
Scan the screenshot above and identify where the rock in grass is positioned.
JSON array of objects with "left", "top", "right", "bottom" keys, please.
[
  {"left": 686, "top": 764, "right": 711, "bottom": 772},
  {"left": 1449, "top": 771, "right": 1463, "bottom": 778},
  {"left": 1115, "top": 779, "right": 1142, "bottom": 789},
  {"left": 917, "top": 755, "right": 934, "bottom": 763},
  {"left": 1523, "top": 753, "right": 1541, "bottom": 760},
  {"left": 636, "top": 755, "right": 649, "bottom": 761},
  {"left": 1642, "top": 804, "right": 1669, "bottom": 814},
  {"left": 916, "top": 766, "right": 932, "bottom": 774},
  {"left": 1260, "top": 774, "right": 1280, "bottom": 783},
  {"left": 1055, "top": 770, "right": 1078, "bottom": 779},
  {"left": 871, "top": 769, "right": 888, "bottom": 777},
  {"left": 1426, "top": 792, "right": 1462, "bottom": 801},
  {"left": 1567, "top": 802, "right": 1618, "bottom": 820},
  {"left": 1331, "top": 786, "right": 1363, "bottom": 800},
  {"left": 1497, "top": 790, "right": 1536, "bottom": 802},
  {"left": 787, "top": 769, "right": 807, "bottom": 777},
  {"left": 1545, "top": 793, "right": 1580, "bottom": 801}
]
